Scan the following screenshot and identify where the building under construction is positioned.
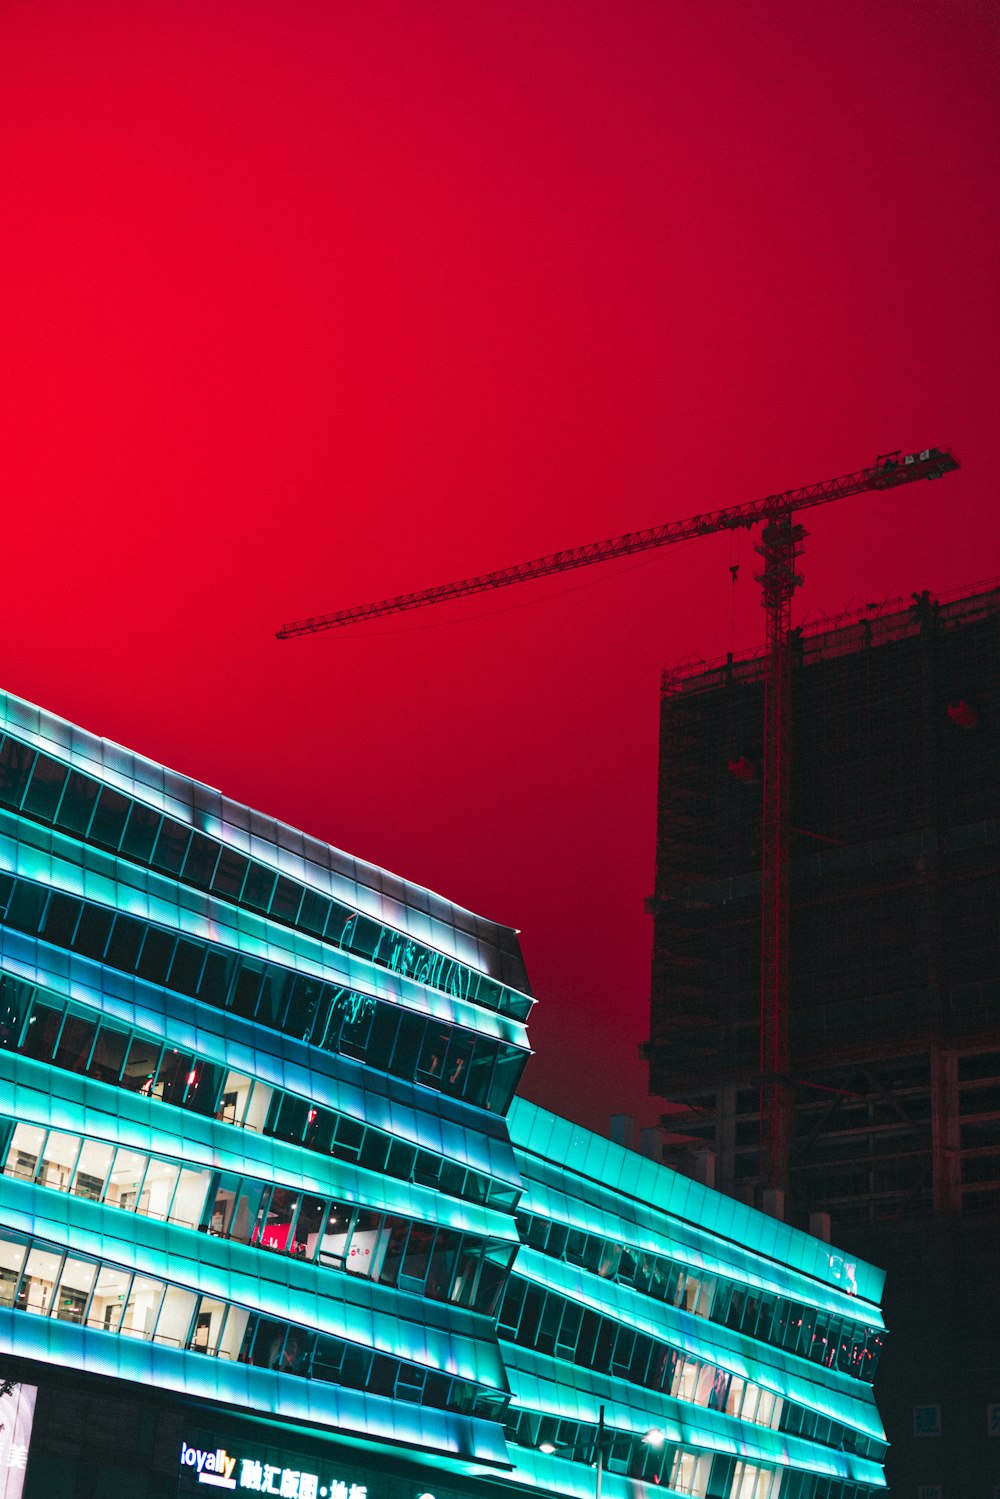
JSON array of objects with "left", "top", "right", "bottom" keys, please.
[{"left": 645, "top": 579, "right": 1000, "bottom": 1493}]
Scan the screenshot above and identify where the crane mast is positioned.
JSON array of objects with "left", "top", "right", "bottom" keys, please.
[{"left": 277, "top": 445, "right": 959, "bottom": 1205}]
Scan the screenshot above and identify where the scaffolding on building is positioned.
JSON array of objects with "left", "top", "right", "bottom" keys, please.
[{"left": 645, "top": 579, "right": 1000, "bottom": 1238}]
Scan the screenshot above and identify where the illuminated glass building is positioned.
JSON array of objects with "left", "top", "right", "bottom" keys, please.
[{"left": 0, "top": 689, "right": 888, "bottom": 1499}]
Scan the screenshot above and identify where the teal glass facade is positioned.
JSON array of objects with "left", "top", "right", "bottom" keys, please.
[{"left": 0, "top": 688, "right": 887, "bottom": 1499}]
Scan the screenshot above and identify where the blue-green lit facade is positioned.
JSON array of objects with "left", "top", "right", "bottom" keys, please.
[{"left": 0, "top": 689, "right": 887, "bottom": 1499}]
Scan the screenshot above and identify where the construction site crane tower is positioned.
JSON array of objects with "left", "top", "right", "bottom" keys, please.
[{"left": 277, "top": 446, "right": 960, "bottom": 1201}]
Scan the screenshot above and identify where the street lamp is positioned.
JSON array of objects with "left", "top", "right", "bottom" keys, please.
[
  {"left": 539, "top": 1409, "right": 664, "bottom": 1495},
  {"left": 590, "top": 1404, "right": 605, "bottom": 1499}
]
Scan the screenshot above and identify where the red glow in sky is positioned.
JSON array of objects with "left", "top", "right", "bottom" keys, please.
[{"left": 2, "top": 1, "right": 998, "bottom": 1133}]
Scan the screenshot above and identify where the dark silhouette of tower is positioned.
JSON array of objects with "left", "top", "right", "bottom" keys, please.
[{"left": 645, "top": 581, "right": 1000, "bottom": 1494}]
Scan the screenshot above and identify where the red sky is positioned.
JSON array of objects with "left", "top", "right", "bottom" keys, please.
[{"left": 1, "top": 0, "right": 997, "bottom": 1134}]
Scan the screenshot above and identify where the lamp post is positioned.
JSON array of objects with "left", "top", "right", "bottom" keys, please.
[
  {"left": 540, "top": 1409, "right": 665, "bottom": 1495},
  {"left": 594, "top": 1405, "right": 605, "bottom": 1499}
]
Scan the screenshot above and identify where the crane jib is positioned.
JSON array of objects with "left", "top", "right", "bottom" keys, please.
[{"left": 275, "top": 448, "right": 959, "bottom": 639}]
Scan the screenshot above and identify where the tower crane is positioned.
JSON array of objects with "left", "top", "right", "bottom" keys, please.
[{"left": 277, "top": 446, "right": 959, "bottom": 1202}]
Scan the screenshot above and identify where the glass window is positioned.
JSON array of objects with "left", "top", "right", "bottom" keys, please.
[
  {"left": 303, "top": 985, "right": 335, "bottom": 1048},
  {"left": 304, "top": 1106, "right": 335, "bottom": 1154},
  {"left": 154, "top": 1284, "right": 197, "bottom": 1349},
  {"left": 290, "top": 1196, "right": 326, "bottom": 1260},
  {"left": 53, "top": 1256, "right": 97, "bottom": 1323},
  {"left": 242, "top": 1080, "right": 272, "bottom": 1133},
  {"left": 339, "top": 997, "right": 375, "bottom": 1059},
  {"left": 332, "top": 1115, "right": 363, "bottom": 1164},
  {"left": 197, "top": 949, "right": 231, "bottom": 1005},
  {"left": 0, "top": 1235, "right": 28, "bottom": 1307},
  {"left": 297, "top": 889, "right": 328, "bottom": 936},
  {"left": 189, "top": 1296, "right": 228, "bottom": 1353},
  {"left": 21, "top": 756, "right": 68, "bottom": 822},
  {"left": 57, "top": 770, "right": 100, "bottom": 836},
  {"left": 497, "top": 1277, "right": 525, "bottom": 1337},
  {"left": 212, "top": 848, "right": 249, "bottom": 901},
  {"left": 417, "top": 1026, "right": 449, "bottom": 1085},
  {"left": 241, "top": 862, "right": 276, "bottom": 913},
  {"left": 378, "top": 1218, "right": 408, "bottom": 1286},
  {"left": 119, "top": 802, "right": 161, "bottom": 863},
  {"left": 426, "top": 1229, "right": 460, "bottom": 1302},
  {"left": 18, "top": 1245, "right": 63, "bottom": 1315},
  {"left": 216, "top": 1072, "right": 251, "bottom": 1126},
  {"left": 139, "top": 1157, "right": 180, "bottom": 1222},
  {"left": 230, "top": 962, "right": 265, "bottom": 1020},
  {"left": 89, "top": 786, "right": 130, "bottom": 849},
  {"left": 391, "top": 1015, "right": 424, "bottom": 1078},
  {"left": 105, "top": 915, "right": 144, "bottom": 972},
  {"left": 172, "top": 1165, "right": 212, "bottom": 1229},
  {"left": 151, "top": 819, "right": 191, "bottom": 876},
  {"left": 442, "top": 1032, "right": 475, "bottom": 1097},
  {"left": 467, "top": 1043, "right": 497, "bottom": 1108},
  {"left": 248, "top": 1317, "right": 287, "bottom": 1369},
  {"left": 488, "top": 1048, "right": 524, "bottom": 1114},
  {"left": 358, "top": 1129, "right": 389, "bottom": 1175},
  {"left": 218, "top": 1304, "right": 249, "bottom": 1362},
  {"left": 555, "top": 1298, "right": 582, "bottom": 1358},
  {"left": 40, "top": 892, "right": 81, "bottom": 948},
  {"left": 259, "top": 1188, "right": 300, "bottom": 1253},
  {"left": 72, "top": 905, "right": 114, "bottom": 961},
  {"left": 207, "top": 1172, "right": 243, "bottom": 1237},
  {"left": 477, "top": 1242, "right": 512, "bottom": 1318},
  {"left": 73, "top": 1138, "right": 113, "bottom": 1201},
  {"left": 21, "top": 1000, "right": 63, "bottom": 1063},
  {"left": 386, "top": 1138, "right": 416, "bottom": 1182},
  {"left": 284, "top": 976, "right": 322, "bottom": 1035},
  {"left": 6, "top": 881, "right": 46, "bottom": 936},
  {"left": 708, "top": 1368, "right": 731, "bottom": 1412},
  {"left": 106, "top": 1149, "right": 149, "bottom": 1211},
  {"left": 167, "top": 939, "right": 204, "bottom": 994},
  {"left": 123, "top": 1275, "right": 164, "bottom": 1338},
  {"left": 53, "top": 1011, "right": 96, "bottom": 1073},
  {"left": 228, "top": 1179, "right": 268, "bottom": 1244},
  {"left": 413, "top": 1152, "right": 441, "bottom": 1192},
  {"left": 534, "top": 1294, "right": 562, "bottom": 1357},
  {"left": 255, "top": 970, "right": 290, "bottom": 1029},
  {"left": 270, "top": 1094, "right": 309, "bottom": 1145},
  {"left": 310, "top": 1332, "right": 346, "bottom": 1382},
  {"left": 88, "top": 1022, "right": 128, "bottom": 1084},
  {"left": 0, "top": 977, "right": 32, "bottom": 1051},
  {"left": 89, "top": 1265, "right": 131, "bottom": 1332},
  {"left": 137, "top": 927, "right": 174, "bottom": 986},
  {"left": 36, "top": 1131, "right": 81, "bottom": 1191},
  {"left": 156, "top": 1049, "right": 196, "bottom": 1105},
  {"left": 185, "top": 1059, "right": 225, "bottom": 1117},
  {"left": 269, "top": 876, "right": 302, "bottom": 925},
  {"left": 318, "top": 1205, "right": 354, "bottom": 1268},
  {"left": 121, "top": 1034, "right": 162, "bottom": 1095},
  {"left": 452, "top": 1241, "right": 483, "bottom": 1309},
  {"left": 394, "top": 1364, "right": 426, "bottom": 1404},
  {"left": 182, "top": 833, "right": 219, "bottom": 889},
  {"left": 4, "top": 1123, "right": 45, "bottom": 1181},
  {"left": 0, "top": 738, "right": 35, "bottom": 807},
  {"left": 399, "top": 1223, "right": 434, "bottom": 1292}
]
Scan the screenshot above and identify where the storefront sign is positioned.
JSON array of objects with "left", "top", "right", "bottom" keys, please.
[
  {"left": 0, "top": 1382, "right": 37, "bottom": 1499},
  {"left": 180, "top": 1440, "right": 370, "bottom": 1499}
]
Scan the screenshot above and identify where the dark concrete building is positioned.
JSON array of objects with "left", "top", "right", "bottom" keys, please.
[{"left": 646, "top": 581, "right": 1000, "bottom": 1495}]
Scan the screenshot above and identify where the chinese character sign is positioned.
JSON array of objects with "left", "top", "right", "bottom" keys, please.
[
  {"left": 913, "top": 1404, "right": 942, "bottom": 1437},
  {"left": 0, "top": 1382, "right": 37, "bottom": 1499},
  {"left": 182, "top": 1440, "right": 370, "bottom": 1499}
]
